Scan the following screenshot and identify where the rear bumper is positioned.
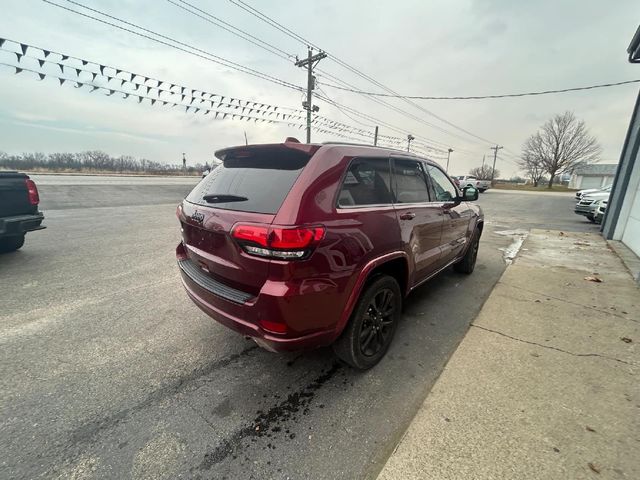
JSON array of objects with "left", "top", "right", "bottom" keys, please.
[
  {"left": 0, "top": 212, "right": 45, "bottom": 237},
  {"left": 180, "top": 273, "right": 336, "bottom": 352}
]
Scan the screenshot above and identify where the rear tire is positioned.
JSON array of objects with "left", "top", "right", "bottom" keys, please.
[
  {"left": 0, "top": 235, "right": 25, "bottom": 254},
  {"left": 587, "top": 214, "right": 596, "bottom": 223},
  {"left": 478, "top": 188, "right": 486, "bottom": 193},
  {"left": 454, "top": 229, "right": 480, "bottom": 274},
  {"left": 333, "top": 275, "right": 401, "bottom": 370}
]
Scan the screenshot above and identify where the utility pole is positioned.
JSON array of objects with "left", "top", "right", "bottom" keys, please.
[
  {"left": 407, "top": 134, "right": 415, "bottom": 152},
  {"left": 295, "top": 47, "right": 326, "bottom": 143},
  {"left": 481, "top": 154, "right": 486, "bottom": 168},
  {"left": 446, "top": 148, "right": 454, "bottom": 173},
  {"left": 182, "top": 152, "right": 186, "bottom": 175},
  {"left": 490, "top": 145, "right": 503, "bottom": 186},
  {"left": 373, "top": 126, "right": 379, "bottom": 146}
]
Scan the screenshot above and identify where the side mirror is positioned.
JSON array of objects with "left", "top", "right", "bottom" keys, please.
[{"left": 462, "top": 186, "right": 479, "bottom": 201}]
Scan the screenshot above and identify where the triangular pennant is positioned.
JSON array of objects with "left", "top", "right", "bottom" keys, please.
[
  {"left": 214, "top": 112, "right": 220, "bottom": 119},
  {"left": 144, "top": 76, "right": 149, "bottom": 84},
  {"left": 185, "top": 106, "right": 190, "bottom": 113},
  {"left": 92, "top": 72, "right": 97, "bottom": 81},
  {"left": 99, "top": 65, "right": 105, "bottom": 75},
  {"left": 146, "top": 86, "right": 152, "bottom": 94},
  {"left": 200, "top": 99, "right": 206, "bottom": 104},
  {"left": 189, "top": 97, "right": 195, "bottom": 105},
  {"left": 90, "top": 86, "right": 99, "bottom": 92},
  {"left": 204, "top": 110, "right": 210, "bottom": 115},
  {"left": 107, "top": 76, "right": 113, "bottom": 82},
  {"left": 82, "top": 60, "right": 88, "bottom": 66},
  {"left": 157, "top": 81, "right": 162, "bottom": 88},
  {"left": 75, "top": 82, "right": 83, "bottom": 88},
  {"left": 58, "top": 78, "right": 65, "bottom": 85},
  {"left": 15, "top": 52, "right": 22, "bottom": 62},
  {"left": 61, "top": 55, "right": 69, "bottom": 61},
  {"left": 157, "top": 89, "right": 161, "bottom": 98},
  {"left": 58, "top": 63, "right": 64, "bottom": 73},
  {"left": 181, "top": 95, "right": 186, "bottom": 102},
  {"left": 223, "top": 113, "right": 228, "bottom": 119},
  {"left": 133, "top": 84, "right": 139, "bottom": 91},
  {"left": 151, "top": 99, "right": 156, "bottom": 105},
  {"left": 123, "top": 93, "right": 130, "bottom": 99},
  {"left": 0, "top": 38, "right": 5, "bottom": 48},
  {"left": 38, "top": 59, "right": 45, "bottom": 67},
  {"left": 43, "top": 49, "right": 50, "bottom": 57},
  {"left": 194, "top": 108, "right": 200, "bottom": 113},
  {"left": 130, "top": 73, "right": 135, "bottom": 82},
  {"left": 116, "top": 69, "right": 121, "bottom": 75},
  {"left": 120, "top": 79, "right": 126, "bottom": 87},
  {"left": 162, "top": 101, "right": 168, "bottom": 106},
  {"left": 241, "top": 107, "right": 246, "bottom": 114},
  {"left": 220, "top": 96, "right": 225, "bottom": 102},
  {"left": 172, "top": 103, "right": 178, "bottom": 107},
  {"left": 191, "top": 89, "right": 196, "bottom": 96},
  {"left": 13, "top": 66, "right": 22, "bottom": 74},
  {"left": 210, "top": 100, "right": 215, "bottom": 108},
  {"left": 181, "top": 86, "right": 185, "bottom": 94},
  {"left": 37, "top": 73, "right": 45, "bottom": 81},
  {"left": 138, "top": 96, "right": 143, "bottom": 103},
  {"left": 75, "top": 68, "right": 81, "bottom": 76},
  {"left": 106, "top": 89, "right": 115, "bottom": 96}
]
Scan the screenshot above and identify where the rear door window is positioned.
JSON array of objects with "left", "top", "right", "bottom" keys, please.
[
  {"left": 186, "top": 149, "right": 310, "bottom": 214},
  {"left": 337, "top": 157, "right": 392, "bottom": 207},
  {"left": 391, "top": 158, "right": 431, "bottom": 203}
]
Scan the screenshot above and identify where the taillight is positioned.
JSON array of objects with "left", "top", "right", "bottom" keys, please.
[
  {"left": 231, "top": 224, "right": 325, "bottom": 260},
  {"left": 25, "top": 179, "right": 39, "bottom": 205}
]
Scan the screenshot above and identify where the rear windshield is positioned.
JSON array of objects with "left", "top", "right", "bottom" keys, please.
[{"left": 185, "top": 149, "right": 310, "bottom": 214}]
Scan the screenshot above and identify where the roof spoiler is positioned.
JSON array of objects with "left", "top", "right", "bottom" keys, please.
[{"left": 214, "top": 137, "right": 320, "bottom": 160}]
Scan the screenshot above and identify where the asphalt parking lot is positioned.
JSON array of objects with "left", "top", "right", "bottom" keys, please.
[{"left": 0, "top": 178, "right": 600, "bottom": 479}]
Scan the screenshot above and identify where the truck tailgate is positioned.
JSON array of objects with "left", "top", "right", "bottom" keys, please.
[{"left": 0, "top": 172, "right": 36, "bottom": 217}]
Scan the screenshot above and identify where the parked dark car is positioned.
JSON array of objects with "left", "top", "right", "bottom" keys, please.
[
  {"left": 0, "top": 171, "right": 45, "bottom": 253},
  {"left": 176, "top": 139, "right": 483, "bottom": 369}
]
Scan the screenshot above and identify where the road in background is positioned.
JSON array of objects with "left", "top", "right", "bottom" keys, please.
[{"left": 0, "top": 182, "right": 599, "bottom": 479}]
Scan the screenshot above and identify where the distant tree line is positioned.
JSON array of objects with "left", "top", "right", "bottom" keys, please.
[{"left": 0, "top": 151, "right": 209, "bottom": 175}]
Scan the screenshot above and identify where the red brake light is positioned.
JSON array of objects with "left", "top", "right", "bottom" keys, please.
[
  {"left": 232, "top": 225, "right": 269, "bottom": 247},
  {"left": 25, "top": 179, "right": 39, "bottom": 205},
  {"left": 270, "top": 227, "right": 325, "bottom": 249},
  {"left": 231, "top": 224, "right": 325, "bottom": 260}
]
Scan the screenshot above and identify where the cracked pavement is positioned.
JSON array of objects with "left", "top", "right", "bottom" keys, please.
[
  {"left": 0, "top": 181, "right": 603, "bottom": 479},
  {"left": 379, "top": 230, "right": 640, "bottom": 480}
]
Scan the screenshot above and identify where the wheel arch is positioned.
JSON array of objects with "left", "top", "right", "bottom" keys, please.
[{"left": 333, "top": 251, "right": 409, "bottom": 340}]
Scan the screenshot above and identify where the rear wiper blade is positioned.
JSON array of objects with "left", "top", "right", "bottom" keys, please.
[{"left": 202, "top": 194, "right": 248, "bottom": 203}]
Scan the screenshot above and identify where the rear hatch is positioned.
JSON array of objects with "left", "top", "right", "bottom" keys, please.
[
  {"left": 179, "top": 143, "right": 318, "bottom": 297},
  {"left": 0, "top": 172, "right": 34, "bottom": 217}
]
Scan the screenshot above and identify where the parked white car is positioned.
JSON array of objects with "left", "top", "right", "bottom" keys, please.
[
  {"left": 575, "top": 185, "right": 611, "bottom": 200},
  {"left": 575, "top": 191, "right": 610, "bottom": 223}
]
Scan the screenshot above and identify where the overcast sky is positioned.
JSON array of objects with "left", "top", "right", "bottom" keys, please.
[{"left": 1, "top": 0, "right": 639, "bottom": 176}]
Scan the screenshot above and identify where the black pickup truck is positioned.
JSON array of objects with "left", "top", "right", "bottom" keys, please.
[{"left": 0, "top": 172, "right": 45, "bottom": 253}]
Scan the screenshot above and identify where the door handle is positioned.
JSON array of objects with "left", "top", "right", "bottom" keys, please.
[{"left": 399, "top": 212, "right": 416, "bottom": 220}]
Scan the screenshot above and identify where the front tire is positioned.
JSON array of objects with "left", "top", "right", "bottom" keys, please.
[
  {"left": 333, "top": 275, "right": 402, "bottom": 370},
  {"left": 454, "top": 229, "right": 480, "bottom": 274},
  {"left": 0, "top": 235, "right": 25, "bottom": 254}
]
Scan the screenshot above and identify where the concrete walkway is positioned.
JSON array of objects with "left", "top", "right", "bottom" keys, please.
[{"left": 378, "top": 230, "right": 639, "bottom": 480}]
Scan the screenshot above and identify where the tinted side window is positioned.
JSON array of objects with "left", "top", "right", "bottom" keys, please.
[
  {"left": 338, "top": 157, "right": 392, "bottom": 207},
  {"left": 392, "top": 159, "right": 430, "bottom": 203},
  {"left": 426, "top": 165, "right": 457, "bottom": 202}
]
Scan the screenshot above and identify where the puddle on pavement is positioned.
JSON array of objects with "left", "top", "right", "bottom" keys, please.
[{"left": 494, "top": 229, "right": 529, "bottom": 264}]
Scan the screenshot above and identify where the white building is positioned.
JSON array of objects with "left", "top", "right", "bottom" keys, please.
[
  {"left": 569, "top": 164, "right": 617, "bottom": 190},
  {"left": 602, "top": 25, "right": 640, "bottom": 262}
]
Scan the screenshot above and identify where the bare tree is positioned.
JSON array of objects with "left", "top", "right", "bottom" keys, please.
[
  {"left": 469, "top": 165, "right": 499, "bottom": 180},
  {"left": 518, "top": 152, "right": 546, "bottom": 187},
  {"left": 522, "top": 111, "right": 600, "bottom": 188}
]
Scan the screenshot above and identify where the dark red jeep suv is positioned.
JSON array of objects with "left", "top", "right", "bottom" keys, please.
[{"left": 176, "top": 138, "right": 483, "bottom": 369}]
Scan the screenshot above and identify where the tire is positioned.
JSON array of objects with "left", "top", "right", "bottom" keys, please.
[
  {"left": 478, "top": 189, "right": 486, "bottom": 193},
  {"left": 454, "top": 229, "right": 480, "bottom": 274},
  {"left": 0, "top": 235, "right": 25, "bottom": 254},
  {"left": 587, "top": 215, "right": 596, "bottom": 223},
  {"left": 333, "top": 275, "right": 402, "bottom": 370}
]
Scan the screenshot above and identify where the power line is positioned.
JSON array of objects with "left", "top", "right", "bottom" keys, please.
[
  {"left": 223, "top": 0, "right": 501, "bottom": 147},
  {"left": 166, "top": 0, "right": 295, "bottom": 61},
  {"left": 42, "top": 0, "right": 303, "bottom": 92},
  {"left": 319, "top": 79, "right": 640, "bottom": 100}
]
